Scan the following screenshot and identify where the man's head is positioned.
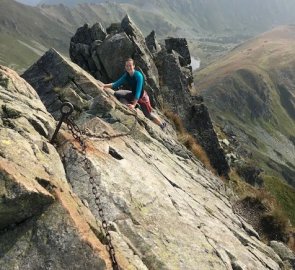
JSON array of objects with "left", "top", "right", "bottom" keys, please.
[{"left": 125, "top": 58, "right": 135, "bottom": 74}]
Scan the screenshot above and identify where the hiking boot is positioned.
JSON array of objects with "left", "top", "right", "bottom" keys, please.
[{"left": 160, "top": 122, "right": 167, "bottom": 130}]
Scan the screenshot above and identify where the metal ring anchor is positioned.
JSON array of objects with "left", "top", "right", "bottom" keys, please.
[
  {"left": 60, "top": 102, "right": 74, "bottom": 116},
  {"left": 50, "top": 102, "right": 74, "bottom": 143}
]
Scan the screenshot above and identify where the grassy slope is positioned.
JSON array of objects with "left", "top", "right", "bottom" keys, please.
[
  {"left": 194, "top": 25, "right": 295, "bottom": 223},
  {"left": 264, "top": 175, "right": 295, "bottom": 224}
]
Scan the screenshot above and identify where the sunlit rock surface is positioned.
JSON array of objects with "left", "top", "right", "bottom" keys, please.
[{"left": 0, "top": 54, "right": 285, "bottom": 269}]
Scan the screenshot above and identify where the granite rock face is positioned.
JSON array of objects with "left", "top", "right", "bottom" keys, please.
[
  {"left": 270, "top": 241, "right": 295, "bottom": 269},
  {"left": 12, "top": 51, "right": 288, "bottom": 269},
  {"left": 0, "top": 65, "right": 111, "bottom": 269}
]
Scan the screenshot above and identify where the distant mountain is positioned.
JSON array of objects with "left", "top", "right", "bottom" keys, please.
[
  {"left": 194, "top": 25, "right": 295, "bottom": 189},
  {"left": 3, "top": 0, "right": 295, "bottom": 72},
  {"left": 35, "top": 0, "right": 295, "bottom": 69},
  {"left": 15, "top": 0, "right": 40, "bottom": 5},
  {"left": 38, "top": 0, "right": 101, "bottom": 5},
  {"left": 38, "top": 0, "right": 295, "bottom": 35}
]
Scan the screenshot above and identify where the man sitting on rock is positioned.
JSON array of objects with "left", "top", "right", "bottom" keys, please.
[{"left": 102, "top": 58, "right": 166, "bottom": 129}]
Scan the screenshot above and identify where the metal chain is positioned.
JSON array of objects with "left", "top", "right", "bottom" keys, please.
[
  {"left": 51, "top": 102, "right": 141, "bottom": 269},
  {"left": 65, "top": 116, "right": 120, "bottom": 270}
]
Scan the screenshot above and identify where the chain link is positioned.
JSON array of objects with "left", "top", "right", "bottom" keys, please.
[{"left": 65, "top": 117, "right": 120, "bottom": 270}]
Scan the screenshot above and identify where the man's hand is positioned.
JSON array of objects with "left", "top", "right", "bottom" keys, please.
[{"left": 102, "top": 83, "right": 112, "bottom": 90}]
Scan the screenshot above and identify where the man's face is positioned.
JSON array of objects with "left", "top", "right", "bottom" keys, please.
[{"left": 125, "top": 60, "right": 135, "bottom": 73}]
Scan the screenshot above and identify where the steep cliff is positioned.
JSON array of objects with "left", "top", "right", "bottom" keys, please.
[{"left": 0, "top": 49, "right": 289, "bottom": 269}]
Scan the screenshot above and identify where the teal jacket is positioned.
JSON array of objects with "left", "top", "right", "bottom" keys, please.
[{"left": 112, "top": 70, "right": 144, "bottom": 100}]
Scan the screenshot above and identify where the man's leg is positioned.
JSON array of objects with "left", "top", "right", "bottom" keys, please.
[
  {"left": 142, "top": 107, "right": 166, "bottom": 129},
  {"left": 114, "top": 90, "right": 133, "bottom": 104},
  {"left": 139, "top": 92, "right": 166, "bottom": 129}
]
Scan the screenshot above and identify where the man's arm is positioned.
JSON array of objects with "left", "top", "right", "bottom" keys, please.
[
  {"left": 133, "top": 72, "right": 144, "bottom": 100},
  {"left": 102, "top": 83, "right": 113, "bottom": 90},
  {"left": 111, "top": 73, "right": 127, "bottom": 89},
  {"left": 102, "top": 73, "right": 127, "bottom": 90},
  {"left": 128, "top": 72, "right": 143, "bottom": 109}
]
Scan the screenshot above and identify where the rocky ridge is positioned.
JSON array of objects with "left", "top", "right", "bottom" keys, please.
[{"left": 0, "top": 47, "right": 292, "bottom": 268}]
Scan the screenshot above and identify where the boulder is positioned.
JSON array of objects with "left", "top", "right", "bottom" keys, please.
[
  {"left": 22, "top": 48, "right": 113, "bottom": 119},
  {"left": 70, "top": 23, "right": 106, "bottom": 45},
  {"left": 96, "top": 32, "right": 135, "bottom": 81}
]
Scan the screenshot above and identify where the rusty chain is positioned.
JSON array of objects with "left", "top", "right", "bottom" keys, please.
[
  {"left": 51, "top": 101, "right": 146, "bottom": 269},
  {"left": 65, "top": 116, "right": 120, "bottom": 270}
]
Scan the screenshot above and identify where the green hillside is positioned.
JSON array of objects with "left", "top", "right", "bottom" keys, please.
[
  {"left": 0, "top": 0, "right": 72, "bottom": 72},
  {"left": 194, "top": 25, "right": 295, "bottom": 223},
  {"left": 0, "top": 33, "right": 44, "bottom": 73}
]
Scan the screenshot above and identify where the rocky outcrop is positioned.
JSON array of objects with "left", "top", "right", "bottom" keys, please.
[
  {"left": 145, "top": 30, "right": 161, "bottom": 53},
  {"left": 165, "top": 37, "right": 191, "bottom": 67},
  {"left": 12, "top": 49, "right": 289, "bottom": 269},
  {"left": 70, "top": 18, "right": 229, "bottom": 176},
  {"left": 153, "top": 41, "right": 229, "bottom": 176},
  {"left": 0, "top": 65, "right": 111, "bottom": 269},
  {"left": 236, "top": 163, "right": 264, "bottom": 187},
  {"left": 69, "top": 23, "right": 108, "bottom": 81},
  {"left": 70, "top": 15, "right": 160, "bottom": 107},
  {"left": 187, "top": 104, "right": 230, "bottom": 176}
]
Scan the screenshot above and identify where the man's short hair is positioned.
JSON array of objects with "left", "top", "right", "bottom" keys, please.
[{"left": 125, "top": 58, "right": 134, "bottom": 64}]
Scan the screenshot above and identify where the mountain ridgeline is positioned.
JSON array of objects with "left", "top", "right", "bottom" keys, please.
[
  {"left": 38, "top": 0, "right": 295, "bottom": 35},
  {"left": 3, "top": 0, "right": 295, "bottom": 72}
]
